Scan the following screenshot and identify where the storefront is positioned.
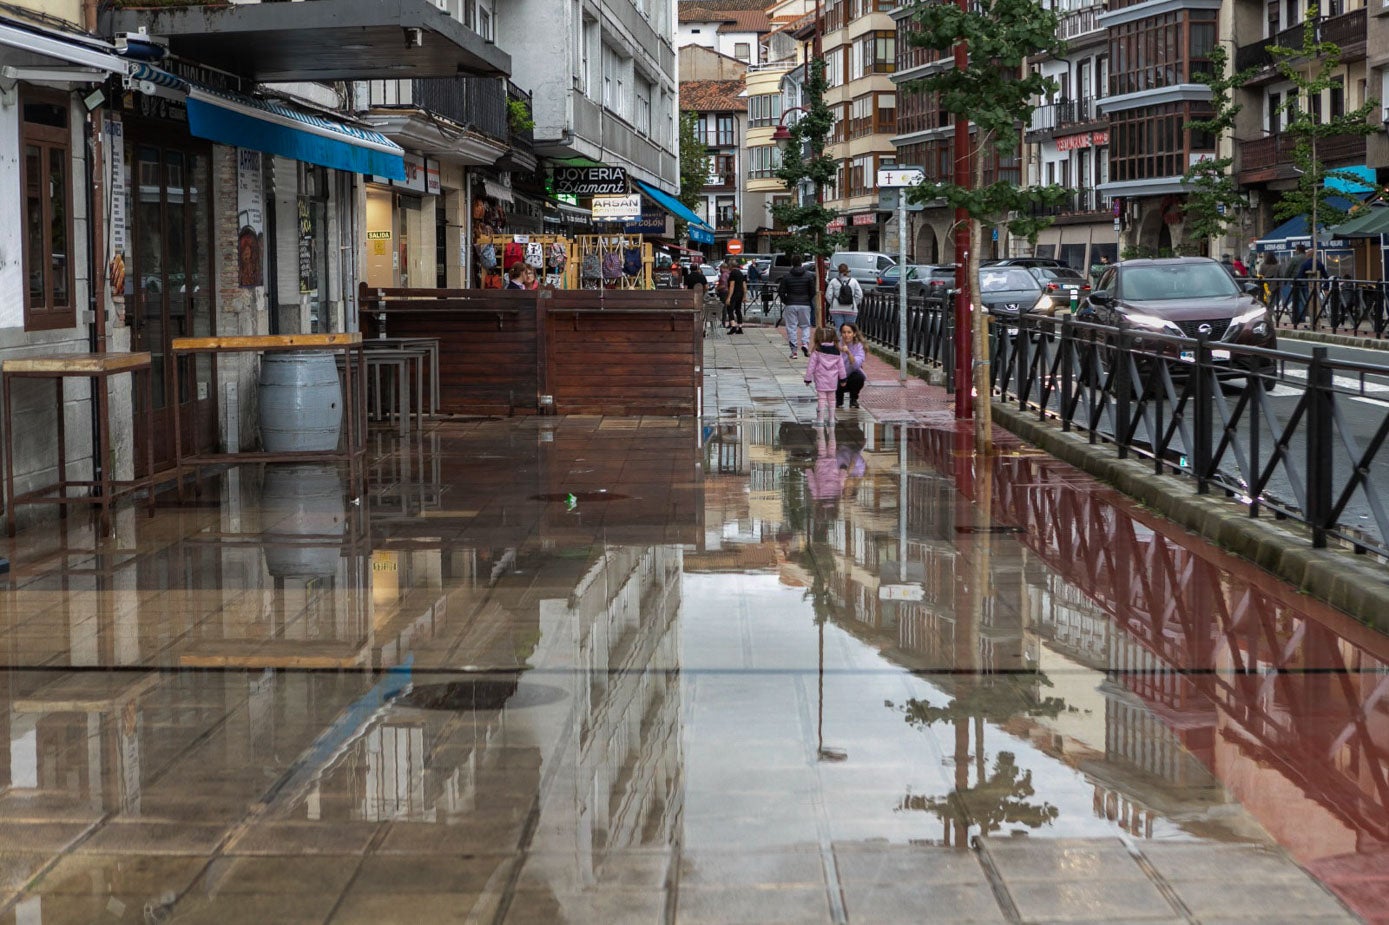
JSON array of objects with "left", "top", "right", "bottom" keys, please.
[{"left": 364, "top": 153, "right": 441, "bottom": 290}]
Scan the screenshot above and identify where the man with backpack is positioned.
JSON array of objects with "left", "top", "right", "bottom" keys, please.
[{"left": 826, "top": 263, "right": 863, "bottom": 330}]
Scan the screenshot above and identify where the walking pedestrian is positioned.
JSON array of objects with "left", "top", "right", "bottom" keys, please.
[
  {"left": 1258, "top": 252, "right": 1280, "bottom": 303},
  {"left": 804, "top": 325, "right": 845, "bottom": 426},
  {"left": 825, "top": 263, "right": 863, "bottom": 330},
  {"left": 1290, "top": 243, "right": 1326, "bottom": 326},
  {"left": 836, "top": 322, "right": 867, "bottom": 409},
  {"left": 724, "top": 261, "right": 746, "bottom": 334},
  {"left": 778, "top": 260, "right": 817, "bottom": 358}
]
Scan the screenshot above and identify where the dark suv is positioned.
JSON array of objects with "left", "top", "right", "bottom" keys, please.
[{"left": 1080, "top": 257, "right": 1275, "bottom": 374}]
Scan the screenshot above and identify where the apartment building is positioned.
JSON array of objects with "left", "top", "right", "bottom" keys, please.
[
  {"left": 678, "top": 5, "right": 775, "bottom": 65},
  {"left": 1027, "top": 0, "right": 1118, "bottom": 270},
  {"left": 682, "top": 77, "right": 748, "bottom": 246}
]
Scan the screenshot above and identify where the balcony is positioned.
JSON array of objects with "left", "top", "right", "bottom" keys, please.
[
  {"left": 1237, "top": 132, "right": 1367, "bottom": 185},
  {"left": 1027, "top": 98, "right": 1103, "bottom": 138},
  {"left": 700, "top": 130, "right": 739, "bottom": 148},
  {"left": 1235, "top": 9, "right": 1366, "bottom": 76},
  {"left": 703, "top": 172, "right": 737, "bottom": 191},
  {"left": 1031, "top": 188, "right": 1111, "bottom": 218},
  {"left": 368, "top": 77, "right": 508, "bottom": 143},
  {"left": 1058, "top": 6, "right": 1103, "bottom": 42}
]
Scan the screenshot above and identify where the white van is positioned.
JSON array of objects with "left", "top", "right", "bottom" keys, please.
[{"left": 829, "top": 252, "right": 897, "bottom": 287}]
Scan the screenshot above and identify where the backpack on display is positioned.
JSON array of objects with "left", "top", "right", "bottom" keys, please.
[
  {"left": 503, "top": 242, "right": 525, "bottom": 270},
  {"left": 602, "top": 251, "right": 623, "bottom": 279},
  {"left": 478, "top": 244, "right": 497, "bottom": 269},
  {"left": 525, "top": 242, "right": 545, "bottom": 269},
  {"left": 581, "top": 253, "right": 602, "bottom": 279},
  {"left": 548, "top": 243, "right": 568, "bottom": 273},
  {"left": 836, "top": 280, "right": 855, "bottom": 305},
  {"left": 623, "top": 248, "right": 642, "bottom": 277}
]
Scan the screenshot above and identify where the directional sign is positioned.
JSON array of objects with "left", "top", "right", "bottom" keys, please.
[
  {"left": 878, "top": 188, "right": 925, "bottom": 213},
  {"left": 877, "top": 167, "right": 925, "bottom": 188}
]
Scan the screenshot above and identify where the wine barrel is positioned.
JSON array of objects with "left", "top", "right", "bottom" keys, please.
[{"left": 258, "top": 351, "right": 342, "bottom": 452}]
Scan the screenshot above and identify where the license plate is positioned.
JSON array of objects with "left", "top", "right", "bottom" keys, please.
[{"left": 1179, "top": 349, "right": 1231, "bottom": 363}]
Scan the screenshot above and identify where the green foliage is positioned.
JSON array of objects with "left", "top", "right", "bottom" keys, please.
[
  {"left": 900, "top": 0, "right": 1071, "bottom": 236},
  {"left": 1180, "top": 46, "right": 1255, "bottom": 252},
  {"left": 1268, "top": 7, "right": 1380, "bottom": 232},
  {"left": 678, "top": 111, "right": 708, "bottom": 212},
  {"left": 899, "top": 751, "right": 1060, "bottom": 834},
  {"left": 771, "top": 60, "right": 850, "bottom": 259},
  {"left": 506, "top": 98, "right": 534, "bottom": 134}
]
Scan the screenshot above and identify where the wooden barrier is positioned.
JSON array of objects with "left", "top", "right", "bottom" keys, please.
[{"left": 359, "top": 284, "right": 702, "bottom": 416}]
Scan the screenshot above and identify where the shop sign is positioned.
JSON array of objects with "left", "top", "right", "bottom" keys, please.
[
  {"left": 827, "top": 219, "right": 846, "bottom": 231},
  {"left": 552, "top": 166, "right": 627, "bottom": 195},
  {"left": 591, "top": 194, "right": 642, "bottom": 221},
  {"left": 425, "top": 158, "right": 441, "bottom": 195},
  {"left": 625, "top": 210, "right": 667, "bottom": 235},
  {"left": 852, "top": 213, "right": 878, "bottom": 227},
  {"left": 400, "top": 154, "right": 427, "bottom": 193},
  {"left": 106, "top": 116, "right": 127, "bottom": 309},
  {"left": 1056, "top": 130, "right": 1109, "bottom": 152}
]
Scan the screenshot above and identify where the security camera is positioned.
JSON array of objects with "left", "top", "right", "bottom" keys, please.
[{"left": 404, "top": 27, "right": 424, "bottom": 48}]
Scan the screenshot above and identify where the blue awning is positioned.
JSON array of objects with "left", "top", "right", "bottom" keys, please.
[
  {"left": 1253, "top": 196, "right": 1356, "bottom": 253},
  {"left": 633, "top": 178, "right": 716, "bottom": 235},
  {"left": 129, "top": 63, "right": 406, "bottom": 180}
]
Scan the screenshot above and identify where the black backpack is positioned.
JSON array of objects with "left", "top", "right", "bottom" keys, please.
[{"left": 836, "top": 279, "right": 855, "bottom": 305}]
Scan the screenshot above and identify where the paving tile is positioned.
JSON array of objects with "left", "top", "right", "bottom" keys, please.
[
  {"left": 674, "top": 885, "right": 833, "bottom": 924},
  {"left": 36, "top": 853, "right": 205, "bottom": 896},
  {"left": 1, "top": 892, "right": 178, "bottom": 925},
  {"left": 76, "top": 821, "right": 226, "bottom": 856},
  {"left": 225, "top": 822, "right": 382, "bottom": 857},
  {"left": 350, "top": 855, "right": 509, "bottom": 894},
  {"left": 517, "top": 851, "right": 669, "bottom": 892},
  {"left": 502, "top": 888, "right": 669, "bottom": 925},
  {"left": 196, "top": 856, "right": 360, "bottom": 895},
  {"left": 982, "top": 837, "right": 1149, "bottom": 883},
  {"left": 1170, "top": 877, "right": 1356, "bottom": 921},
  {"left": 0, "top": 853, "right": 54, "bottom": 893},
  {"left": 833, "top": 845, "right": 987, "bottom": 885},
  {"left": 1139, "top": 843, "right": 1310, "bottom": 883},
  {"left": 1006, "top": 877, "right": 1178, "bottom": 923},
  {"left": 842, "top": 880, "right": 1007, "bottom": 923},
  {"left": 170, "top": 890, "right": 340, "bottom": 925},
  {"left": 0, "top": 823, "right": 93, "bottom": 854},
  {"left": 327, "top": 890, "right": 484, "bottom": 924},
  {"left": 376, "top": 820, "right": 527, "bottom": 855},
  {"left": 678, "top": 849, "right": 821, "bottom": 887}
]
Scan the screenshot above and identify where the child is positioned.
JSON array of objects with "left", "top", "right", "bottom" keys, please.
[{"left": 804, "top": 325, "right": 845, "bottom": 425}]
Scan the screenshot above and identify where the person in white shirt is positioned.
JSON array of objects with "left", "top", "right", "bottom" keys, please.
[{"left": 826, "top": 263, "right": 863, "bottom": 330}]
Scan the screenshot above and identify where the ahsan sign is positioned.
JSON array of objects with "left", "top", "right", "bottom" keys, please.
[{"left": 552, "top": 166, "right": 628, "bottom": 195}]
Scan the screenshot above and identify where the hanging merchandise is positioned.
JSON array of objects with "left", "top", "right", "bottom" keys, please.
[
  {"left": 503, "top": 241, "right": 526, "bottom": 271},
  {"left": 474, "top": 233, "right": 578, "bottom": 289},
  {"left": 573, "top": 235, "right": 654, "bottom": 289},
  {"left": 525, "top": 242, "right": 545, "bottom": 269}
]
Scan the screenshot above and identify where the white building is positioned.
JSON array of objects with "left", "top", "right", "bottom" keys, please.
[{"left": 677, "top": 6, "right": 774, "bottom": 66}]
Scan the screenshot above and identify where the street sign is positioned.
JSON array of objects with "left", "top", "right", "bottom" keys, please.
[
  {"left": 878, "top": 188, "right": 924, "bottom": 213},
  {"left": 877, "top": 167, "right": 925, "bottom": 188},
  {"left": 726, "top": 239, "right": 744, "bottom": 255}
]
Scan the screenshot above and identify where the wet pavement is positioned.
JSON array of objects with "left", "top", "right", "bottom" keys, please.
[{"left": 0, "top": 323, "right": 1383, "bottom": 922}]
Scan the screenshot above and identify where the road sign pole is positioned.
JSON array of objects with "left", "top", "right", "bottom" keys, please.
[{"left": 898, "top": 198, "right": 908, "bottom": 382}]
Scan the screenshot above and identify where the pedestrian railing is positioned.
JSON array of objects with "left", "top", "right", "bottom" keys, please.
[
  {"left": 1243, "top": 277, "right": 1389, "bottom": 338},
  {"left": 989, "top": 313, "right": 1389, "bottom": 558},
  {"left": 859, "top": 290, "right": 956, "bottom": 385}
]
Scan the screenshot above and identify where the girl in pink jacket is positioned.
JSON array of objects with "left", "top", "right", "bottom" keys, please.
[{"left": 804, "top": 325, "right": 846, "bottom": 425}]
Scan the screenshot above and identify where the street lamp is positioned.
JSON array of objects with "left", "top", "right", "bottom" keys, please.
[{"left": 773, "top": 105, "right": 830, "bottom": 328}]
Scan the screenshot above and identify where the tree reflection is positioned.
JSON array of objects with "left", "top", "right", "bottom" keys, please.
[{"left": 892, "top": 677, "right": 1065, "bottom": 845}]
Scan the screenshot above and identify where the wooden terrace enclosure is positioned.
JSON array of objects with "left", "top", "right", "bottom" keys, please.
[{"left": 359, "top": 284, "right": 704, "bottom": 417}]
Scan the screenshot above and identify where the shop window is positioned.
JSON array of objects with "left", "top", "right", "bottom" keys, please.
[{"left": 21, "top": 91, "right": 74, "bottom": 332}]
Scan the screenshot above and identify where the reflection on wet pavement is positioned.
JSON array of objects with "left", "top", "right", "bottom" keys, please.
[{"left": 0, "top": 401, "right": 1380, "bottom": 922}]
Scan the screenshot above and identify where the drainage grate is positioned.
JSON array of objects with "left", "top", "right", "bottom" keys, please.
[
  {"left": 955, "top": 525, "right": 1026, "bottom": 535},
  {"left": 397, "top": 678, "right": 565, "bottom": 712}
]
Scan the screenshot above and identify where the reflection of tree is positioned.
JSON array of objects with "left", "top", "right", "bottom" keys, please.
[
  {"left": 900, "top": 751, "right": 1059, "bottom": 835},
  {"left": 892, "top": 677, "right": 1065, "bottom": 844}
]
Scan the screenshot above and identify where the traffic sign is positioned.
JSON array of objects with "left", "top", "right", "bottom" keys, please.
[
  {"left": 877, "top": 188, "right": 925, "bottom": 212},
  {"left": 726, "top": 240, "right": 744, "bottom": 255},
  {"left": 877, "top": 166, "right": 925, "bottom": 188}
]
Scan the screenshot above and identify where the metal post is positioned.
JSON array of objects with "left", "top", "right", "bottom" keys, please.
[
  {"left": 1307, "top": 346, "right": 1332, "bottom": 548},
  {"left": 952, "top": 8, "right": 972, "bottom": 421},
  {"left": 1193, "top": 334, "right": 1211, "bottom": 494},
  {"left": 898, "top": 198, "right": 908, "bottom": 382}
]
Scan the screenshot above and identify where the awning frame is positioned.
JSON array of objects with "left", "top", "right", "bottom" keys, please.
[{"left": 0, "top": 18, "right": 130, "bottom": 75}]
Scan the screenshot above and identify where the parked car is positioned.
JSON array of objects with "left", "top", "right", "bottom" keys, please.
[
  {"left": 766, "top": 253, "right": 807, "bottom": 284},
  {"left": 984, "top": 257, "right": 1072, "bottom": 271},
  {"left": 1027, "top": 266, "right": 1092, "bottom": 314},
  {"left": 1080, "top": 257, "right": 1275, "bottom": 376},
  {"left": 874, "top": 264, "right": 958, "bottom": 295},
  {"left": 978, "top": 267, "right": 1049, "bottom": 326},
  {"left": 828, "top": 252, "right": 897, "bottom": 287}
]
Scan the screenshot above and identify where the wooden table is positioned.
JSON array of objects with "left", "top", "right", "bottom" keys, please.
[
  {"left": 170, "top": 333, "right": 366, "bottom": 499},
  {"left": 3, "top": 352, "right": 155, "bottom": 537}
]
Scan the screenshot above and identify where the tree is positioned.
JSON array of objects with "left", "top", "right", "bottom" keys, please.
[
  {"left": 900, "top": 0, "right": 1070, "bottom": 453},
  {"left": 1269, "top": 7, "right": 1380, "bottom": 274},
  {"left": 1180, "top": 46, "right": 1255, "bottom": 255},
  {"left": 677, "top": 111, "right": 709, "bottom": 242},
  {"left": 772, "top": 59, "right": 849, "bottom": 323}
]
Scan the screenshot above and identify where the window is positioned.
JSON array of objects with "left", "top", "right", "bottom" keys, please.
[
  {"left": 635, "top": 76, "right": 652, "bottom": 135},
  {"left": 734, "top": 42, "right": 751, "bottom": 62},
  {"left": 855, "top": 31, "right": 895, "bottom": 77},
  {"left": 748, "top": 145, "right": 783, "bottom": 178},
  {"left": 1108, "top": 102, "right": 1216, "bottom": 182},
  {"left": 20, "top": 91, "right": 74, "bottom": 331},
  {"left": 1330, "top": 78, "right": 1345, "bottom": 120},
  {"left": 1109, "top": 12, "right": 1217, "bottom": 95},
  {"left": 749, "top": 93, "right": 782, "bottom": 127}
]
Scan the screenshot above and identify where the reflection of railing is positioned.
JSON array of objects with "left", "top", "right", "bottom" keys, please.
[{"left": 988, "top": 313, "right": 1389, "bottom": 556}]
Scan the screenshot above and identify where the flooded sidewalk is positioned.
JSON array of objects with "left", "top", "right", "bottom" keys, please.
[{"left": 0, "top": 325, "right": 1379, "bottom": 923}]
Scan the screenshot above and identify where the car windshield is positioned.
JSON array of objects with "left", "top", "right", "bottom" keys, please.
[
  {"left": 980, "top": 269, "right": 1038, "bottom": 292},
  {"left": 1119, "top": 264, "right": 1239, "bottom": 300}
]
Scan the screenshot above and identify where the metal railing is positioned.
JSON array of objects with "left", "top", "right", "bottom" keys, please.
[
  {"left": 1254, "top": 277, "right": 1389, "bottom": 338},
  {"left": 987, "top": 313, "right": 1389, "bottom": 557},
  {"left": 1028, "top": 98, "right": 1099, "bottom": 134},
  {"left": 858, "top": 290, "right": 956, "bottom": 385}
]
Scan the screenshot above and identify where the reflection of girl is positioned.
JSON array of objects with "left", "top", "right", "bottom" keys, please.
[{"left": 806, "top": 426, "right": 845, "bottom": 503}]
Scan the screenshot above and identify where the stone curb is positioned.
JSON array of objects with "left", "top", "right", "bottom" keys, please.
[
  {"left": 992, "top": 402, "right": 1389, "bottom": 628},
  {"left": 866, "top": 343, "right": 948, "bottom": 386},
  {"left": 1280, "top": 328, "right": 1389, "bottom": 351}
]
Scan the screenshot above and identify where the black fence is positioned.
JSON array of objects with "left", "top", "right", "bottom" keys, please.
[
  {"left": 989, "top": 314, "right": 1389, "bottom": 558},
  {"left": 1256, "top": 277, "right": 1389, "bottom": 338},
  {"left": 858, "top": 290, "right": 957, "bottom": 385}
]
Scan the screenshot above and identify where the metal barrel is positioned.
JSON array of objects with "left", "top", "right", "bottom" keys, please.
[{"left": 257, "top": 351, "right": 343, "bottom": 452}]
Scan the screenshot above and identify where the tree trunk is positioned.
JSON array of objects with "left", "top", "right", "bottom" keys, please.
[{"left": 970, "top": 159, "right": 993, "bottom": 456}]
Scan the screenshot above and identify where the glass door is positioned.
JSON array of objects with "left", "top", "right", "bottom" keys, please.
[{"left": 128, "top": 141, "right": 216, "bottom": 473}]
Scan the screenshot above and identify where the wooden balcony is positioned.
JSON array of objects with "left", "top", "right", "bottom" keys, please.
[{"left": 1237, "top": 132, "right": 1366, "bottom": 185}]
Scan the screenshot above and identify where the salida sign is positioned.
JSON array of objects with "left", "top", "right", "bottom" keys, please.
[{"left": 552, "top": 166, "right": 627, "bottom": 195}]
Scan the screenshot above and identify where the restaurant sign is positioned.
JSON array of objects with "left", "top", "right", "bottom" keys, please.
[{"left": 1056, "top": 130, "right": 1110, "bottom": 152}]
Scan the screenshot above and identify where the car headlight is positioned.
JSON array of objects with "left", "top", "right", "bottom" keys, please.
[
  {"left": 1231, "top": 305, "right": 1269, "bottom": 327},
  {"left": 1124, "top": 313, "right": 1183, "bottom": 335}
]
